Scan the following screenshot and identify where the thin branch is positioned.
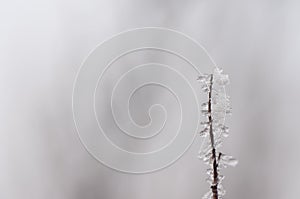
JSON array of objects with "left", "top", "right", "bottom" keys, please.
[
  {"left": 207, "top": 74, "right": 219, "bottom": 199},
  {"left": 198, "top": 68, "right": 236, "bottom": 199}
]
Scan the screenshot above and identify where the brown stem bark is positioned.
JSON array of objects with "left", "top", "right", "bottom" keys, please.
[{"left": 208, "top": 74, "right": 219, "bottom": 199}]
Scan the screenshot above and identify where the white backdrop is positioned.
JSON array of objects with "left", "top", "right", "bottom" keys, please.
[{"left": 1, "top": 0, "right": 300, "bottom": 198}]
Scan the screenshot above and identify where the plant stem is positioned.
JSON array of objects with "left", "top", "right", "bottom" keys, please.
[{"left": 208, "top": 74, "right": 219, "bottom": 199}]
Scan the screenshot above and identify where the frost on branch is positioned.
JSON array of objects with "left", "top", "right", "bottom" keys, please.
[{"left": 197, "top": 67, "right": 237, "bottom": 199}]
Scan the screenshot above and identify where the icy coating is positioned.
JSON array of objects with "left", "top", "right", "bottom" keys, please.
[{"left": 197, "top": 68, "right": 238, "bottom": 199}]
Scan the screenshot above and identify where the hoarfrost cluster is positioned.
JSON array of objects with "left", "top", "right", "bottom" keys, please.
[{"left": 197, "top": 68, "right": 238, "bottom": 199}]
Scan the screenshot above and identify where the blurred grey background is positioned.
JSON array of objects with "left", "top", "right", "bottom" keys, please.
[{"left": 1, "top": 0, "right": 300, "bottom": 198}]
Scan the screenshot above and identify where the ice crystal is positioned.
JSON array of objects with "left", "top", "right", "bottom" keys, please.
[
  {"left": 197, "top": 74, "right": 211, "bottom": 83},
  {"left": 219, "top": 154, "right": 238, "bottom": 168},
  {"left": 197, "top": 67, "right": 237, "bottom": 199},
  {"left": 199, "top": 127, "right": 209, "bottom": 137},
  {"left": 213, "top": 68, "right": 229, "bottom": 86},
  {"left": 202, "top": 190, "right": 212, "bottom": 199}
]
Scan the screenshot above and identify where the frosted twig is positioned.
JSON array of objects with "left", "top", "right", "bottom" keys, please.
[{"left": 197, "top": 68, "right": 237, "bottom": 199}]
